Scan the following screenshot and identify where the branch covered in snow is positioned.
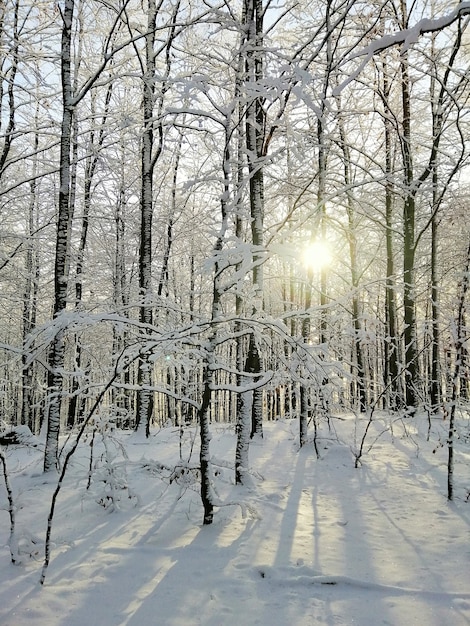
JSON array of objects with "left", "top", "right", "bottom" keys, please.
[{"left": 335, "top": 3, "right": 470, "bottom": 94}]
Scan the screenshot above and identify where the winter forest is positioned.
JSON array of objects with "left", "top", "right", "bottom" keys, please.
[{"left": 1, "top": 0, "right": 470, "bottom": 620}]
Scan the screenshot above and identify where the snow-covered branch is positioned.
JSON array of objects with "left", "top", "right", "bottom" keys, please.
[{"left": 335, "top": 3, "right": 470, "bottom": 94}]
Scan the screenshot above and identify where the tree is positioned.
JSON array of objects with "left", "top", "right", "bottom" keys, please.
[
  {"left": 244, "top": 0, "right": 265, "bottom": 439},
  {"left": 44, "top": 0, "right": 135, "bottom": 470},
  {"left": 134, "top": 0, "right": 182, "bottom": 436},
  {"left": 43, "top": 0, "right": 76, "bottom": 471},
  {"left": 447, "top": 238, "right": 470, "bottom": 500}
]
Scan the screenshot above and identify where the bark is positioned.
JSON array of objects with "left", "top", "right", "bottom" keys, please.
[
  {"left": 135, "top": 0, "right": 180, "bottom": 435},
  {"left": 0, "top": 0, "right": 19, "bottom": 178},
  {"left": 244, "top": 0, "right": 265, "bottom": 439},
  {"left": 44, "top": 0, "right": 75, "bottom": 471},
  {"left": 0, "top": 449, "right": 18, "bottom": 563},
  {"left": 235, "top": 31, "right": 251, "bottom": 482},
  {"left": 383, "top": 58, "right": 401, "bottom": 410},
  {"left": 317, "top": 114, "right": 328, "bottom": 350},
  {"left": 198, "top": 235, "right": 226, "bottom": 522},
  {"left": 299, "top": 383, "right": 308, "bottom": 448},
  {"left": 21, "top": 104, "right": 40, "bottom": 431},
  {"left": 157, "top": 131, "right": 183, "bottom": 298},
  {"left": 314, "top": 1, "right": 333, "bottom": 417},
  {"left": 399, "top": 11, "right": 420, "bottom": 412},
  {"left": 113, "top": 145, "right": 132, "bottom": 420},
  {"left": 198, "top": 364, "right": 214, "bottom": 524},
  {"left": 235, "top": 352, "right": 254, "bottom": 484},
  {"left": 429, "top": 150, "right": 440, "bottom": 412},
  {"left": 135, "top": 0, "right": 158, "bottom": 435},
  {"left": 336, "top": 100, "right": 367, "bottom": 412},
  {"left": 299, "top": 270, "right": 312, "bottom": 447},
  {"left": 447, "top": 240, "right": 470, "bottom": 501}
]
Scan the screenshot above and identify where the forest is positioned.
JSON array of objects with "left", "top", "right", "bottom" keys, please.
[{"left": 0, "top": 0, "right": 470, "bottom": 590}]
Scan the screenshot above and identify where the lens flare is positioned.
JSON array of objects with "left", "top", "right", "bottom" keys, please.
[{"left": 302, "top": 241, "right": 332, "bottom": 271}]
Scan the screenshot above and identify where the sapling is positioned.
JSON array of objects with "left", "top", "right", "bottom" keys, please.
[
  {"left": 40, "top": 346, "right": 138, "bottom": 585},
  {"left": 86, "top": 411, "right": 137, "bottom": 512}
]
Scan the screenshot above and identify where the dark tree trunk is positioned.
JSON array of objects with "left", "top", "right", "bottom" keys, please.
[
  {"left": 0, "top": 0, "right": 19, "bottom": 177},
  {"left": 336, "top": 103, "right": 367, "bottom": 412},
  {"left": 399, "top": 13, "right": 419, "bottom": 413},
  {"left": 383, "top": 67, "right": 401, "bottom": 409},
  {"left": 244, "top": 0, "right": 265, "bottom": 439},
  {"left": 44, "top": 0, "right": 75, "bottom": 471},
  {"left": 135, "top": 0, "right": 180, "bottom": 435},
  {"left": 135, "top": 0, "right": 158, "bottom": 435},
  {"left": 198, "top": 365, "right": 214, "bottom": 524},
  {"left": 447, "top": 240, "right": 470, "bottom": 500}
]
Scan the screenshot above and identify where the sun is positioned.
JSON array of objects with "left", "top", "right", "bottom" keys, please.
[{"left": 302, "top": 240, "right": 332, "bottom": 271}]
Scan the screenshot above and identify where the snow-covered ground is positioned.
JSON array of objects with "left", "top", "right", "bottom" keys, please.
[{"left": 0, "top": 412, "right": 469, "bottom": 626}]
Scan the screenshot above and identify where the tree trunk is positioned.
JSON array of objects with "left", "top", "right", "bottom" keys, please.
[
  {"left": 429, "top": 170, "right": 441, "bottom": 412},
  {"left": 383, "top": 58, "right": 401, "bottom": 409},
  {"left": 244, "top": 0, "right": 265, "bottom": 439},
  {"left": 235, "top": 339, "right": 255, "bottom": 484},
  {"left": 198, "top": 364, "right": 214, "bottom": 524},
  {"left": 400, "top": 19, "right": 419, "bottom": 413},
  {"left": 21, "top": 104, "right": 39, "bottom": 431},
  {"left": 235, "top": 36, "right": 251, "bottom": 481},
  {"left": 336, "top": 100, "right": 367, "bottom": 412},
  {"left": 0, "top": 0, "right": 19, "bottom": 177},
  {"left": 315, "top": 1, "right": 333, "bottom": 417},
  {"left": 135, "top": 0, "right": 158, "bottom": 435},
  {"left": 299, "top": 269, "right": 312, "bottom": 447},
  {"left": 113, "top": 144, "right": 132, "bottom": 422},
  {"left": 447, "top": 240, "right": 470, "bottom": 500},
  {"left": 135, "top": 0, "right": 179, "bottom": 435},
  {"left": 44, "top": 0, "right": 75, "bottom": 471}
]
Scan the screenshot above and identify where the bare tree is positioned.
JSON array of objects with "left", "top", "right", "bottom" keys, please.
[
  {"left": 447, "top": 238, "right": 470, "bottom": 501},
  {"left": 44, "top": 0, "right": 135, "bottom": 470},
  {"left": 135, "top": 0, "right": 181, "bottom": 436}
]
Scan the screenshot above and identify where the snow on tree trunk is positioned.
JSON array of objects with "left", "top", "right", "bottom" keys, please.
[
  {"left": 382, "top": 55, "right": 402, "bottom": 410},
  {"left": 0, "top": 0, "right": 19, "bottom": 175},
  {"left": 135, "top": 0, "right": 180, "bottom": 435},
  {"left": 0, "top": 448, "right": 18, "bottom": 563},
  {"left": 22, "top": 120, "right": 39, "bottom": 431},
  {"left": 199, "top": 364, "right": 214, "bottom": 524},
  {"left": 447, "top": 239, "right": 470, "bottom": 501},
  {"left": 244, "top": 0, "right": 265, "bottom": 439},
  {"left": 235, "top": 383, "right": 253, "bottom": 485},
  {"left": 198, "top": 265, "right": 224, "bottom": 522},
  {"left": 236, "top": 334, "right": 259, "bottom": 482},
  {"left": 135, "top": 0, "right": 158, "bottom": 436},
  {"left": 430, "top": 211, "right": 440, "bottom": 411},
  {"left": 44, "top": 0, "right": 74, "bottom": 472}
]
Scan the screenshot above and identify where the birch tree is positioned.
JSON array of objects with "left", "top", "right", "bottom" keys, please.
[
  {"left": 43, "top": 0, "right": 76, "bottom": 471},
  {"left": 244, "top": 0, "right": 265, "bottom": 439},
  {"left": 44, "top": 0, "right": 134, "bottom": 470}
]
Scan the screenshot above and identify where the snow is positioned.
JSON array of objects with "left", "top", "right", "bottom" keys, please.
[
  {"left": 334, "top": 3, "right": 470, "bottom": 96},
  {"left": 1, "top": 413, "right": 469, "bottom": 625}
]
